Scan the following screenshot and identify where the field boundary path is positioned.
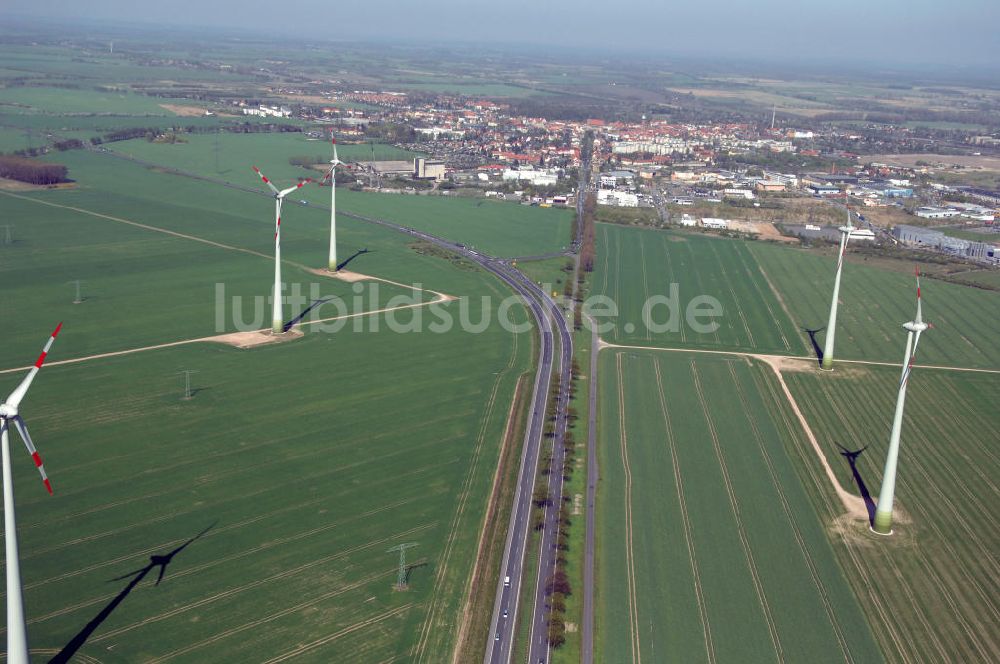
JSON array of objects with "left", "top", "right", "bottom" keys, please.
[
  {"left": 0, "top": 294, "right": 453, "bottom": 376},
  {"left": 592, "top": 339, "right": 998, "bottom": 522},
  {"left": 581, "top": 315, "right": 599, "bottom": 664}
]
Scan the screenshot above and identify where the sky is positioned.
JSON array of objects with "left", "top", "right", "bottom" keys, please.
[{"left": 5, "top": 0, "right": 999, "bottom": 69}]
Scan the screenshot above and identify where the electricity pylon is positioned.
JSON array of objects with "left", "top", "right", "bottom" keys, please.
[{"left": 387, "top": 542, "right": 418, "bottom": 590}]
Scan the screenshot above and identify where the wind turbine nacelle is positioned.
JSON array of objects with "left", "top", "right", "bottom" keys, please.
[
  {"left": 838, "top": 225, "right": 855, "bottom": 234},
  {"left": 903, "top": 321, "right": 928, "bottom": 332},
  {"left": 0, "top": 403, "right": 15, "bottom": 417}
]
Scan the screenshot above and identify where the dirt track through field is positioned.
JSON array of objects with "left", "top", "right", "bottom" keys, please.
[
  {"left": 691, "top": 362, "right": 784, "bottom": 660},
  {"left": 0, "top": 294, "right": 454, "bottom": 376},
  {"left": 594, "top": 340, "right": 985, "bottom": 520},
  {"left": 615, "top": 354, "right": 642, "bottom": 664},
  {"left": 652, "top": 360, "right": 715, "bottom": 663},
  {"left": 260, "top": 603, "right": 416, "bottom": 663},
  {"left": 737, "top": 364, "right": 855, "bottom": 662},
  {"left": 0, "top": 191, "right": 456, "bottom": 377}
]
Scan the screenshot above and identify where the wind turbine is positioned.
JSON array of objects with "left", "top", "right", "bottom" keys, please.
[
  {"left": 873, "top": 268, "right": 929, "bottom": 535},
  {"left": 252, "top": 167, "right": 311, "bottom": 333},
  {"left": 323, "top": 135, "right": 343, "bottom": 272},
  {"left": 821, "top": 198, "right": 855, "bottom": 370},
  {"left": 0, "top": 323, "right": 61, "bottom": 664}
]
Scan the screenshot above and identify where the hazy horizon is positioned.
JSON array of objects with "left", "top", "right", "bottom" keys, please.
[{"left": 3, "top": 0, "right": 999, "bottom": 72}]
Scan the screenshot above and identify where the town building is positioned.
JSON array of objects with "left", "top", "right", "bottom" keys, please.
[
  {"left": 597, "top": 189, "right": 638, "bottom": 207},
  {"left": 915, "top": 206, "right": 961, "bottom": 219},
  {"left": 414, "top": 158, "right": 446, "bottom": 181}
]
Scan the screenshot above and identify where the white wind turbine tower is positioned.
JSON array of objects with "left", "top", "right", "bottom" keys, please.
[
  {"left": 821, "top": 197, "right": 855, "bottom": 370},
  {"left": 0, "top": 323, "right": 61, "bottom": 664},
  {"left": 252, "top": 167, "right": 311, "bottom": 333},
  {"left": 324, "top": 135, "right": 343, "bottom": 272},
  {"left": 873, "top": 268, "right": 930, "bottom": 535}
]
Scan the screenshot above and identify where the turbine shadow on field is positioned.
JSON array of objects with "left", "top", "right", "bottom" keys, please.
[
  {"left": 838, "top": 444, "right": 876, "bottom": 526},
  {"left": 336, "top": 247, "right": 371, "bottom": 272},
  {"left": 49, "top": 522, "right": 216, "bottom": 664},
  {"left": 803, "top": 326, "right": 825, "bottom": 367},
  {"left": 283, "top": 296, "right": 334, "bottom": 332}
]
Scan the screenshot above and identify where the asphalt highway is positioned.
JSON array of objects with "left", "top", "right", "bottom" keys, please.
[{"left": 88, "top": 146, "right": 576, "bottom": 663}]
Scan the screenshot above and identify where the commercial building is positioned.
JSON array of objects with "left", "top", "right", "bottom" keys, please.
[
  {"left": 915, "top": 206, "right": 961, "bottom": 219},
  {"left": 806, "top": 184, "right": 842, "bottom": 196},
  {"left": 701, "top": 218, "right": 729, "bottom": 229},
  {"left": 893, "top": 224, "right": 998, "bottom": 263},
  {"left": 502, "top": 168, "right": 559, "bottom": 187},
  {"left": 414, "top": 158, "right": 446, "bottom": 181},
  {"left": 597, "top": 189, "right": 638, "bottom": 207},
  {"left": 755, "top": 180, "right": 786, "bottom": 192}
]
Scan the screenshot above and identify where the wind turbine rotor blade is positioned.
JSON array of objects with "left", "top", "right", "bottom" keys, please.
[
  {"left": 252, "top": 166, "right": 280, "bottom": 195},
  {"left": 914, "top": 266, "right": 923, "bottom": 324},
  {"left": 6, "top": 322, "right": 62, "bottom": 409},
  {"left": 279, "top": 179, "right": 312, "bottom": 198},
  {"left": 11, "top": 416, "right": 52, "bottom": 494},
  {"left": 900, "top": 329, "right": 922, "bottom": 389}
]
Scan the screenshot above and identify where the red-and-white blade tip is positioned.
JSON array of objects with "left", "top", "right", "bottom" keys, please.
[
  {"left": 331, "top": 138, "right": 337, "bottom": 145},
  {"left": 34, "top": 322, "right": 62, "bottom": 368},
  {"left": 296, "top": 179, "right": 311, "bottom": 188},
  {"left": 253, "top": 166, "right": 270, "bottom": 183},
  {"left": 31, "top": 452, "right": 52, "bottom": 494}
]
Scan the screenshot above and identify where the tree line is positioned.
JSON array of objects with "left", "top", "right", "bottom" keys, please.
[
  {"left": 580, "top": 192, "right": 597, "bottom": 272},
  {"left": 0, "top": 155, "right": 69, "bottom": 185}
]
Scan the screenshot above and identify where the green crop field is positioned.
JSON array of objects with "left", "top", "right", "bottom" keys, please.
[
  {"left": 0, "top": 127, "right": 33, "bottom": 153},
  {"left": 591, "top": 224, "right": 806, "bottom": 355},
  {"left": 0, "top": 189, "right": 426, "bottom": 367},
  {"left": 104, "top": 134, "right": 572, "bottom": 257},
  {"left": 389, "top": 82, "right": 546, "bottom": 98},
  {"left": 0, "top": 141, "right": 540, "bottom": 660},
  {"left": 110, "top": 133, "right": 420, "bottom": 185},
  {"left": 0, "top": 46, "right": 257, "bottom": 86},
  {"left": 4, "top": 309, "right": 529, "bottom": 662},
  {"left": 749, "top": 242, "right": 1000, "bottom": 369},
  {"left": 46, "top": 148, "right": 571, "bottom": 260},
  {"left": 0, "top": 111, "right": 240, "bottom": 138},
  {"left": 596, "top": 349, "right": 882, "bottom": 663},
  {"left": 0, "top": 86, "right": 187, "bottom": 116},
  {"left": 782, "top": 365, "right": 1000, "bottom": 663},
  {"left": 948, "top": 268, "right": 1000, "bottom": 289},
  {"left": 590, "top": 223, "right": 1000, "bottom": 369}
]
